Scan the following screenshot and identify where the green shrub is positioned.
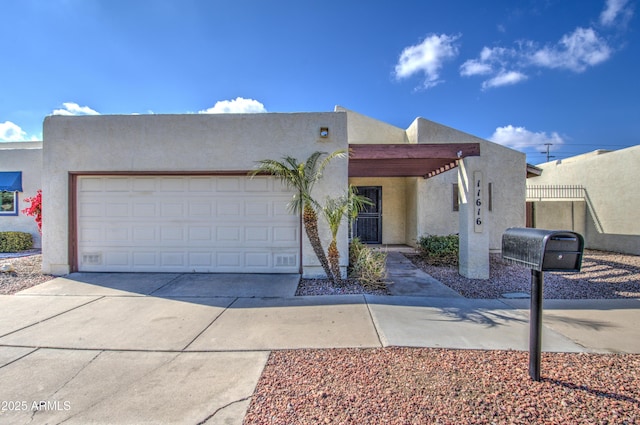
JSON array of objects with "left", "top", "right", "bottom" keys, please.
[
  {"left": 0, "top": 231, "right": 33, "bottom": 253},
  {"left": 348, "top": 238, "right": 388, "bottom": 290},
  {"left": 417, "top": 234, "right": 459, "bottom": 266}
]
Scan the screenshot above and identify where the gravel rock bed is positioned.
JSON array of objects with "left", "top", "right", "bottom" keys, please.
[
  {"left": 244, "top": 347, "right": 640, "bottom": 424},
  {"left": 0, "top": 254, "right": 54, "bottom": 295},
  {"left": 296, "top": 278, "right": 389, "bottom": 296},
  {"left": 407, "top": 249, "right": 640, "bottom": 299}
]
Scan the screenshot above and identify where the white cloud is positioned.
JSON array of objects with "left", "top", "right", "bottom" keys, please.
[
  {"left": 530, "top": 27, "right": 611, "bottom": 72},
  {"left": 462, "top": 25, "right": 612, "bottom": 89},
  {"left": 199, "top": 97, "right": 267, "bottom": 114},
  {"left": 460, "top": 46, "right": 515, "bottom": 78},
  {"left": 489, "top": 125, "right": 564, "bottom": 150},
  {"left": 394, "top": 33, "right": 460, "bottom": 89},
  {"left": 459, "top": 59, "right": 493, "bottom": 77},
  {"left": 482, "top": 71, "right": 528, "bottom": 89},
  {"left": 0, "top": 121, "right": 28, "bottom": 142},
  {"left": 600, "top": 0, "right": 633, "bottom": 26},
  {"left": 52, "top": 102, "right": 100, "bottom": 116}
]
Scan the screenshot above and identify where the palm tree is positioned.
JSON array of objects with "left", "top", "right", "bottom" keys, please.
[
  {"left": 321, "top": 196, "right": 349, "bottom": 285},
  {"left": 250, "top": 150, "right": 347, "bottom": 283},
  {"left": 322, "top": 186, "right": 373, "bottom": 285}
]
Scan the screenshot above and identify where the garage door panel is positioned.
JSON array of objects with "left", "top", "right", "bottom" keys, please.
[
  {"left": 133, "top": 203, "right": 156, "bottom": 217},
  {"left": 161, "top": 203, "right": 184, "bottom": 217},
  {"left": 217, "top": 227, "right": 241, "bottom": 241},
  {"left": 160, "top": 177, "right": 186, "bottom": 191},
  {"left": 106, "top": 251, "right": 129, "bottom": 266},
  {"left": 217, "top": 177, "right": 242, "bottom": 191},
  {"left": 77, "top": 176, "right": 300, "bottom": 273},
  {"left": 217, "top": 202, "right": 242, "bottom": 216},
  {"left": 245, "top": 226, "right": 269, "bottom": 242},
  {"left": 133, "top": 226, "right": 156, "bottom": 242},
  {"left": 188, "top": 202, "right": 213, "bottom": 216},
  {"left": 273, "top": 200, "right": 291, "bottom": 216},
  {"left": 188, "top": 252, "right": 213, "bottom": 267},
  {"left": 79, "top": 177, "right": 104, "bottom": 191},
  {"left": 79, "top": 202, "right": 103, "bottom": 217},
  {"left": 188, "top": 177, "right": 213, "bottom": 192},
  {"left": 133, "top": 252, "right": 157, "bottom": 267},
  {"left": 245, "top": 177, "right": 270, "bottom": 191},
  {"left": 105, "top": 227, "right": 129, "bottom": 242},
  {"left": 246, "top": 201, "right": 269, "bottom": 217},
  {"left": 132, "top": 178, "right": 156, "bottom": 191},
  {"left": 104, "top": 177, "right": 130, "bottom": 192},
  {"left": 273, "top": 226, "right": 298, "bottom": 242},
  {"left": 246, "top": 252, "right": 270, "bottom": 268}
]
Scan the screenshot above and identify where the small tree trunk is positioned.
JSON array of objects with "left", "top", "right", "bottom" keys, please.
[
  {"left": 303, "top": 205, "right": 335, "bottom": 283},
  {"left": 328, "top": 240, "right": 342, "bottom": 286}
]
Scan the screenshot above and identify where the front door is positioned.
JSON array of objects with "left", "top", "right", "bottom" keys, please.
[{"left": 353, "top": 186, "right": 382, "bottom": 244}]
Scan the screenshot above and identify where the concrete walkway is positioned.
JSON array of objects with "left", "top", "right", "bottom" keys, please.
[{"left": 1, "top": 257, "right": 639, "bottom": 424}]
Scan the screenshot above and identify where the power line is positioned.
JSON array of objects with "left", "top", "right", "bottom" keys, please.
[{"left": 540, "top": 143, "right": 555, "bottom": 162}]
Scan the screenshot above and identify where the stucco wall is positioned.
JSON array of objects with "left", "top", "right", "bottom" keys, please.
[
  {"left": 531, "top": 201, "right": 586, "bottom": 235},
  {"left": 416, "top": 170, "right": 459, "bottom": 242},
  {"left": 0, "top": 142, "right": 43, "bottom": 248},
  {"left": 413, "top": 118, "right": 526, "bottom": 251},
  {"left": 42, "top": 113, "right": 348, "bottom": 275},
  {"left": 336, "top": 106, "right": 409, "bottom": 144},
  {"left": 348, "top": 177, "right": 406, "bottom": 244},
  {"left": 528, "top": 146, "right": 640, "bottom": 254},
  {"left": 404, "top": 177, "right": 418, "bottom": 245}
]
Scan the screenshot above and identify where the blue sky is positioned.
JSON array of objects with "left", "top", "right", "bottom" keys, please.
[{"left": 1, "top": 0, "right": 637, "bottom": 164}]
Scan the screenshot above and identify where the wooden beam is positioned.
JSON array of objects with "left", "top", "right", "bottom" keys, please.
[{"left": 349, "top": 143, "right": 480, "bottom": 160}]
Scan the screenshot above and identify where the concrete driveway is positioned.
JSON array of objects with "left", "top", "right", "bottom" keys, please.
[{"left": 1, "top": 272, "right": 639, "bottom": 424}]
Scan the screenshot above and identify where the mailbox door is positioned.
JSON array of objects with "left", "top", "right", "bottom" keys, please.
[{"left": 541, "top": 233, "right": 584, "bottom": 272}]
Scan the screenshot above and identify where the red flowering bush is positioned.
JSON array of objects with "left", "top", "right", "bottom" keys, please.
[{"left": 22, "top": 190, "right": 42, "bottom": 234}]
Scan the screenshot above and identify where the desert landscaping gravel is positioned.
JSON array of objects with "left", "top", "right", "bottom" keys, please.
[
  {"left": 0, "top": 253, "right": 53, "bottom": 295},
  {"left": 407, "top": 249, "right": 640, "bottom": 299},
  {"left": 244, "top": 347, "right": 640, "bottom": 424}
]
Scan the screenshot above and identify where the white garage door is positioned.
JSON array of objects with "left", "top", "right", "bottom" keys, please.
[{"left": 76, "top": 175, "right": 300, "bottom": 273}]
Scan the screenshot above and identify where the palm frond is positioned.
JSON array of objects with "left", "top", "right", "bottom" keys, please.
[
  {"left": 321, "top": 196, "right": 349, "bottom": 239},
  {"left": 348, "top": 184, "right": 374, "bottom": 221}
]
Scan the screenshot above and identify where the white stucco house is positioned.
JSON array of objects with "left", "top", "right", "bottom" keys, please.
[
  {"left": 527, "top": 145, "right": 640, "bottom": 255},
  {"left": 0, "top": 141, "right": 43, "bottom": 248},
  {"left": 4, "top": 107, "right": 526, "bottom": 279}
]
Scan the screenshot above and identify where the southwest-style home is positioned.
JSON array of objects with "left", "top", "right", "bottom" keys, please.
[{"left": 7, "top": 107, "right": 526, "bottom": 279}]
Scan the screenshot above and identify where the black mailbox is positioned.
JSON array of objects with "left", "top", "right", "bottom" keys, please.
[
  {"left": 501, "top": 227, "right": 585, "bottom": 381},
  {"left": 502, "top": 228, "right": 584, "bottom": 272}
]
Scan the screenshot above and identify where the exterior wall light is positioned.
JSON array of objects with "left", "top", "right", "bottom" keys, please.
[{"left": 320, "top": 127, "right": 329, "bottom": 138}]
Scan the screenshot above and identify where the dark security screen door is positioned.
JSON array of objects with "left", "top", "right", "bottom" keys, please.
[{"left": 354, "top": 186, "right": 382, "bottom": 244}]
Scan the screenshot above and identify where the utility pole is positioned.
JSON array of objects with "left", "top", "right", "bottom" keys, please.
[{"left": 541, "top": 143, "right": 555, "bottom": 162}]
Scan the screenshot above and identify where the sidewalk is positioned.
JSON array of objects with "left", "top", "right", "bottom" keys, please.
[{"left": 0, "top": 253, "right": 638, "bottom": 424}]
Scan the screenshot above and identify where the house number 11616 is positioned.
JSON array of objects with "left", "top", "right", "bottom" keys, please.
[{"left": 474, "top": 171, "right": 483, "bottom": 233}]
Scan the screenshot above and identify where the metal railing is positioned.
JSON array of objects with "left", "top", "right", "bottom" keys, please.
[
  {"left": 526, "top": 184, "right": 604, "bottom": 233},
  {"left": 526, "top": 185, "right": 585, "bottom": 200}
]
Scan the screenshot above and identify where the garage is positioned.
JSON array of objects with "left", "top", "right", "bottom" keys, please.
[{"left": 75, "top": 175, "right": 300, "bottom": 273}]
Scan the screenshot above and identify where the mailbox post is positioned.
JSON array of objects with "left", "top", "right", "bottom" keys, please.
[{"left": 502, "top": 228, "right": 584, "bottom": 381}]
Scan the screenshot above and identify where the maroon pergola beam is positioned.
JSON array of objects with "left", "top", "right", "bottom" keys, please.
[{"left": 348, "top": 143, "right": 481, "bottom": 178}]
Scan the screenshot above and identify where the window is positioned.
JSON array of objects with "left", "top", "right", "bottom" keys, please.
[
  {"left": 1, "top": 191, "right": 18, "bottom": 216},
  {"left": 488, "top": 182, "right": 493, "bottom": 212},
  {"left": 452, "top": 183, "right": 459, "bottom": 212},
  {"left": 0, "top": 172, "right": 22, "bottom": 216}
]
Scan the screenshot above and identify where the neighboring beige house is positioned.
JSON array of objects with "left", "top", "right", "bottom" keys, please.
[
  {"left": 0, "top": 141, "right": 43, "bottom": 248},
  {"left": 6, "top": 107, "right": 525, "bottom": 279},
  {"left": 526, "top": 145, "right": 640, "bottom": 255}
]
